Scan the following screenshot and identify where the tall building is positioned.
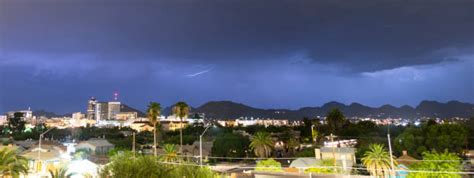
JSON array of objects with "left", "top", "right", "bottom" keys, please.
[
  {"left": 95, "top": 102, "right": 108, "bottom": 121},
  {"left": 86, "top": 95, "right": 142, "bottom": 122},
  {"left": 86, "top": 97, "right": 97, "bottom": 120},
  {"left": 107, "top": 101, "right": 121, "bottom": 120}
]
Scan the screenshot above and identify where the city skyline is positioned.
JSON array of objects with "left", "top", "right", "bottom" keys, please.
[{"left": 1, "top": 0, "right": 473, "bottom": 113}]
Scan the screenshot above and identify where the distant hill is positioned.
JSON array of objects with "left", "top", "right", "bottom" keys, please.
[
  {"left": 188, "top": 100, "right": 474, "bottom": 120},
  {"left": 120, "top": 104, "right": 146, "bottom": 117},
  {"left": 33, "top": 110, "right": 70, "bottom": 118},
  {"left": 30, "top": 100, "right": 474, "bottom": 120}
]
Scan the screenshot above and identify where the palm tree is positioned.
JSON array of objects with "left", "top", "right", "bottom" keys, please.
[
  {"left": 362, "top": 144, "right": 397, "bottom": 177},
  {"left": 250, "top": 132, "right": 274, "bottom": 158},
  {"left": 147, "top": 102, "right": 161, "bottom": 157},
  {"left": 326, "top": 108, "right": 345, "bottom": 134},
  {"left": 286, "top": 138, "right": 299, "bottom": 155},
  {"left": 0, "top": 148, "right": 29, "bottom": 178},
  {"left": 49, "top": 166, "right": 74, "bottom": 178},
  {"left": 172, "top": 101, "right": 190, "bottom": 154},
  {"left": 160, "top": 144, "right": 178, "bottom": 162}
]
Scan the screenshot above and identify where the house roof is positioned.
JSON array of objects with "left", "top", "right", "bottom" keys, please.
[
  {"left": 397, "top": 154, "right": 418, "bottom": 166},
  {"left": 290, "top": 158, "right": 319, "bottom": 168},
  {"left": 22, "top": 145, "right": 64, "bottom": 161},
  {"left": 79, "top": 139, "right": 114, "bottom": 147},
  {"left": 320, "top": 147, "right": 356, "bottom": 153}
]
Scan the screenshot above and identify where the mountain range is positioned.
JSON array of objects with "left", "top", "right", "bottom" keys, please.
[
  {"left": 163, "top": 100, "right": 474, "bottom": 120},
  {"left": 31, "top": 100, "right": 473, "bottom": 120}
]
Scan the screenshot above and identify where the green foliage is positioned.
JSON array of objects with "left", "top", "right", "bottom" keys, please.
[
  {"left": 250, "top": 132, "right": 274, "bottom": 158},
  {"left": 173, "top": 101, "right": 190, "bottom": 154},
  {"left": 465, "top": 117, "right": 474, "bottom": 149},
  {"left": 101, "top": 152, "right": 218, "bottom": 178},
  {"left": 362, "top": 144, "right": 396, "bottom": 177},
  {"left": 0, "top": 148, "right": 29, "bottom": 177},
  {"left": 163, "top": 135, "right": 197, "bottom": 145},
  {"left": 211, "top": 133, "right": 250, "bottom": 160},
  {"left": 286, "top": 138, "right": 299, "bottom": 155},
  {"left": 295, "top": 147, "right": 315, "bottom": 157},
  {"left": 255, "top": 159, "right": 283, "bottom": 172},
  {"left": 172, "top": 102, "right": 190, "bottom": 119},
  {"left": 147, "top": 102, "right": 161, "bottom": 124},
  {"left": 424, "top": 124, "right": 467, "bottom": 154},
  {"left": 49, "top": 166, "right": 75, "bottom": 178},
  {"left": 7, "top": 113, "right": 26, "bottom": 134},
  {"left": 73, "top": 148, "right": 91, "bottom": 160},
  {"left": 326, "top": 108, "right": 345, "bottom": 134},
  {"left": 160, "top": 144, "right": 178, "bottom": 162},
  {"left": 305, "top": 159, "right": 337, "bottom": 174},
  {"left": 107, "top": 147, "right": 128, "bottom": 158},
  {"left": 147, "top": 102, "right": 161, "bottom": 156},
  {"left": 408, "top": 151, "right": 462, "bottom": 178},
  {"left": 395, "top": 124, "right": 468, "bottom": 158}
]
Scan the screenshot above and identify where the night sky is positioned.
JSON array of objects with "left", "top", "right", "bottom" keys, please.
[{"left": 1, "top": 0, "right": 473, "bottom": 113}]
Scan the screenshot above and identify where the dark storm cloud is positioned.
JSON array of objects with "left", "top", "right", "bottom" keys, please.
[
  {"left": 2, "top": 0, "right": 473, "bottom": 71},
  {"left": 0, "top": 0, "right": 473, "bottom": 113}
]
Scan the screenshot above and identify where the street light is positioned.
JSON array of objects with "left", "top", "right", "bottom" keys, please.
[
  {"left": 199, "top": 125, "right": 211, "bottom": 166},
  {"left": 38, "top": 127, "right": 54, "bottom": 172}
]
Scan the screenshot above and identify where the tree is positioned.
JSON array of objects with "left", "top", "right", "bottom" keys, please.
[
  {"left": 7, "top": 112, "right": 26, "bottom": 134},
  {"left": 211, "top": 133, "right": 250, "bottom": 159},
  {"left": 250, "top": 132, "right": 274, "bottom": 158},
  {"left": 326, "top": 108, "right": 345, "bottom": 134},
  {"left": 0, "top": 148, "right": 29, "bottom": 177},
  {"left": 255, "top": 159, "right": 283, "bottom": 172},
  {"left": 101, "top": 152, "right": 172, "bottom": 178},
  {"left": 395, "top": 124, "right": 468, "bottom": 158},
  {"left": 160, "top": 144, "right": 178, "bottom": 162},
  {"left": 408, "top": 151, "right": 462, "bottom": 178},
  {"left": 172, "top": 101, "right": 190, "bottom": 154},
  {"left": 101, "top": 152, "right": 217, "bottom": 178},
  {"left": 286, "top": 138, "right": 299, "bottom": 155},
  {"left": 147, "top": 102, "right": 161, "bottom": 157},
  {"left": 305, "top": 159, "right": 339, "bottom": 174},
  {"left": 424, "top": 124, "right": 467, "bottom": 154},
  {"left": 362, "top": 144, "right": 397, "bottom": 177},
  {"left": 49, "top": 166, "right": 74, "bottom": 178}
]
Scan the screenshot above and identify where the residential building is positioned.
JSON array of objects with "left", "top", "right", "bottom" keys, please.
[
  {"left": 76, "top": 138, "right": 114, "bottom": 155},
  {"left": 397, "top": 150, "right": 418, "bottom": 166},
  {"left": 22, "top": 141, "right": 68, "bottom": 177},
  {"left": 130, "top": 121, "right": 155, "bottom": 132},
  {"left": 161, "top": 120, "right": 189, "bottom": 131},
  {"left": 315, "top": 147, "right": 356, "bottom": 172}
]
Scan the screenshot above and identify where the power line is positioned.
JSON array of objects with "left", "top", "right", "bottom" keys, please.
[{"left": 148, "top": 161, "right": 474, "bottom": 175}]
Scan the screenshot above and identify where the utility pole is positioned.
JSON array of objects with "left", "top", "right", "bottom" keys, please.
[
  {"left": 38, "top": 127, "right": 54, "bottom": 173},
  {"left": 325, "top": 133, "right": 337, "bottom": 172},
  {"left": 200, "top": 125, "right": 211, "bottom": 166},
  {"left": 132, "top": 132, "right": 136, "bottom": 158},
  {"left": 387, "top": 126, "right": 395, "bottom": 176}
]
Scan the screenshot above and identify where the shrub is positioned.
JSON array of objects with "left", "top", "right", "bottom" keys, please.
[{"left": 255, "top": 159, "right": 283, "bottom": 172}]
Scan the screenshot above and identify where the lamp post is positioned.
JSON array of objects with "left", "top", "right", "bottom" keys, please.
[
  {"left": 199, "top": 125, "right": 211, "bottom": 166},
  {"left": 38, "top": 127, "right": 54, "bottom": 173}
]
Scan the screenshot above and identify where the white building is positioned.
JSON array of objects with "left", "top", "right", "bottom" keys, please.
[
  {"left": 72, "top": 112, "right": 85, "bottom": 120},
  {"left": 76, "top": 138, "right": 114, "bottom": 155},
  {"left": 7, "top": 109, "right": 33, "bottom": 119},
  {"left": 0, "top": 115, "right": 7, "bottom": 125},
  {"left": 163, "top": 115, "right": 203, "bottom": 124}
]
